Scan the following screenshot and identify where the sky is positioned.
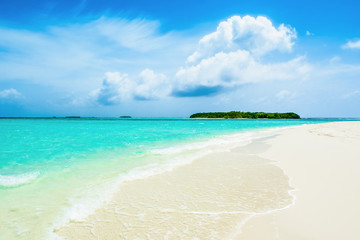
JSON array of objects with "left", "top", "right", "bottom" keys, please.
[{"left": 0, "top": 0, "right": 359, "bottom": 118}]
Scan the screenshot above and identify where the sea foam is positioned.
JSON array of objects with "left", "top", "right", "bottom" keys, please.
[{"left": 0, "top": 171, "right": 40, "bottom": 187}]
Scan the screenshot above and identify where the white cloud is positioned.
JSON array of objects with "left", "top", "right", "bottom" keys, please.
[
  {"left": 135, "top": 69, "right": 171, "bottom": 100},
  {"left": 342, "top": 40, "right": 360, "bottom": 49},
  {"left": 0, "top": 14, "right": 307, "bottom": 104},
  {"left": 176, "top": 52, "right": 309, "bottom": 94},
  {"left": 94, "top": 72, "right": 135, "bottom": 105},
  {"left": 187, "top": 15, "right": 296, "bottom": 64},
  {"left": 89, "top": 15, "right": 308, "bottom": 101},
  {"left": 58, "top": 17, "right": 171, "bottom": 52},
  {"left": 0, "top": 17, "right": 194, "bottom": 91},
  {"left": 93, "top": 69, "right": 170, "bottom": 105},
  {"left": 174, "top": 15, "right": 309, "bottom": 97},
  {"left": 0, "top": 88, "right": 22, "bottom": 100}
]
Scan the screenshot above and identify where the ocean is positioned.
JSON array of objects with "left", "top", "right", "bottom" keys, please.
[{"left": 0, "top": 118, "right": 342, "bottom": 239}]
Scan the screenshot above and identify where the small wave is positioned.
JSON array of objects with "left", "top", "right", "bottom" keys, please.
[
  {"left": 0, "top": 171, "right": 40, "bottom": 187},
  {"left": 151, "top": 133, "right": 254, "bottom": 155},
  {"left": 150, "top": 128, "right": 284, "bottom": 155}
]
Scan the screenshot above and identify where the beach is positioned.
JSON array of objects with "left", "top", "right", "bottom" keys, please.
[
  {"left": 1, "top": 118, "right": 326, "bottom": 240},
  {"left": 2, "top": 2, "right": 359, "bottom": 239},
  {"left": 239, "top": 121, "right": 360, "bottom": 240},
  {"left": 54, "top": 121, "right": 360, "bottom": 239}
]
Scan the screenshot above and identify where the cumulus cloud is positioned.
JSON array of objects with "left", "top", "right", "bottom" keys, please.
[
  {"left": 173, "top": 15, "right": 309, "bottom": 97},
  {"left": 93, "top": 69, "right": 170, "bottom": 105},
  {"left": 187, "top": 15, "right": 296, "bottom": 64},
  {"left": 135, "top": 69, "right": 171, "bottom": 100},
  {"left": 94, "top": 72, "right": 134, "bottom": 105},
  {"left": 90, "top": 15, "right": 314, "bottom": 101},
  {"left": 342, "top": 40, "right": 360, "bottom": 49},
  {"left": 175, "top": 53, "right": 309, "bottom": 96},
  {"left": 0, "top": 88, "right": 22, "bottom": 100}
]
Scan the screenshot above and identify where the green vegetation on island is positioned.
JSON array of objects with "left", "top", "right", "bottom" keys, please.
[{"left": 190, "top": 111, "right": 300, "bottom": 119}]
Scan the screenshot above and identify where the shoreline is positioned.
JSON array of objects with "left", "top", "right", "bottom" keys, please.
[
  {"left": 0, "top": 119, "right": 329, "bottom": 240},
  {"left": 54, "top": 121, "right": 360, "bottom": 239},
  {"left": 50, "top": 127, "right": 282, "bottom": 231},
  {"left": 54, "top": 126, "right": 294, "bottom": 239}
]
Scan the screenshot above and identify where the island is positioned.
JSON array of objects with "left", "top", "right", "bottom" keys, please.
[{"left": 190, "top": 111, "right": 300, "bottom": 119}]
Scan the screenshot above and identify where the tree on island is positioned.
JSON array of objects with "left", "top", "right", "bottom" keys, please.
[{"left": 189, "top": 111, "right": 300, "bottom": 119}]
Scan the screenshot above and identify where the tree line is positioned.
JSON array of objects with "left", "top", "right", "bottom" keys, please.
[{"left": 190, "top": 111, "right": 300, "bottom": 119}]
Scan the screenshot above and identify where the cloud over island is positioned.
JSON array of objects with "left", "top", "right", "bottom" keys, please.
[{"left": 94, "top": 15, "right": 310, "bottom": 104}]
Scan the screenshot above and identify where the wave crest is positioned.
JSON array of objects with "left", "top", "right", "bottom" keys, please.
[{"left": 0, "top": 171, "right": 40, "bottom": 187}]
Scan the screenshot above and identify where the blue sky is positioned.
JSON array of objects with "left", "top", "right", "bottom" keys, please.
[{"left": 0, "top": 0, "right": 359, "bottom": 117}]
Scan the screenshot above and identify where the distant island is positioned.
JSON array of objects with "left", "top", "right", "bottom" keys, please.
[{"left": 190, "top": 111, "right": 300, "bottom": 119}]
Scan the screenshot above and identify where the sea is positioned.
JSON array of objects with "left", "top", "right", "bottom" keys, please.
[{"left": 0, "top": 118, "right": 346, "bottom": 239}]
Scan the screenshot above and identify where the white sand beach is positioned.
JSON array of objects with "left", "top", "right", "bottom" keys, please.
[
  {"left": 55, "top": 121, "right": 360, "bottom": 239},
  {"left": 238, "top": 121, "right": 360, "bottom": 240}
]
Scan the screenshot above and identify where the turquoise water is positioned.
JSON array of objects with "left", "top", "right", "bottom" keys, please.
[{"left": 0, "top": 118, "right": 343, "bottom": 239}]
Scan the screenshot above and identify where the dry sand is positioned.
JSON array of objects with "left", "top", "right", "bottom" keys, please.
[
  {"left": 238, "top": 121, "right": 360, "bottom": 240},
  {"left": 55, "top": 121, "right": 360, "bottom": 239}
]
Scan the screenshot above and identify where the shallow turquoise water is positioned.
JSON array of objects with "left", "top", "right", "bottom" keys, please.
[
  {"left": 0, "top": 118, "right": 345, "bottom": 239},
  {"left": 0, "top": 118, "right": 338, "bottom": 178}
]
